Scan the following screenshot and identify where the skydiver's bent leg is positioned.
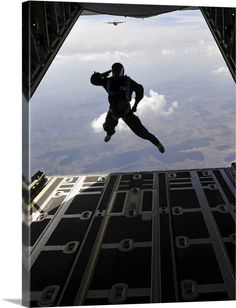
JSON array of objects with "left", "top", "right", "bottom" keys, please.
[
  {"left": 123, "top": 113, "right": 165, "bottom": 153},
  {"left": 103, "top": 111, "right": 119, "bottom": 142}
]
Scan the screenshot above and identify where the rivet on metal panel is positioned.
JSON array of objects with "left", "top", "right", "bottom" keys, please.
[
  {"left": 168, "top": 172, "right": 177, "bottom": 178},
  {"left": 207, "top": 184, "right": 217, "bottom": 190},
  {"left": 37, "top": 285, "right": 60, "bottom": 306},
  {"left": 63, "top": 241, "right": 79, "bottom": 254},
  {"left": 175, "top": 236, "right": 190, "bottom": 248},
  {"left": 160, "top": 206, "right": 168, "bottom": 214},
  {"left": 37, "top": 213, "right": 48, "bottom": 221},
  {"left": 80, "top": 211, "right": 92, "bottom": 220},
  {"left": 96, "top": 210, "right": 105, "bottom": 217},
  {"left": 133, "top": 174, "right": 142, "bottom": 180},
  {"left": 128, "top": 209, "right": 136, "bottom": 217},
  {"left": 172, "top": 206, "right": 183, "bottom": 215},
  {"left": 202, "top": 171, "right": 212, "bottom": 177},
  {"left": 98, "top": 176, "right": 106, "bottom": 182},
  {"left": 131, "top": 187, "right": 140, "bottom": 193},
  {"left": 126, "top": 202, "right": 137, "bottom": 217},
  {"left": 181, "top": 280, "right": 199, "bottom": 300},
  {"left": 119, "top": 239, "right": 134, "bottom": 252},
  {"left": 229, "top": 233, "right": 236, "bottom": 245},
  {"left": 66, "top": 177, "right": 73, "bottom": 183},
  {"left": 108, "top": 283, "right": 128, "bottom": 304},
  {"left": 55, "top": 191, "right": 63, "bottom": 197}
]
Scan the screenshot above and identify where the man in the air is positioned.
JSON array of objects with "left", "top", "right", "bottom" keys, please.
[{"left": 90, "top": 62, "right": 165, "bottom": 153}]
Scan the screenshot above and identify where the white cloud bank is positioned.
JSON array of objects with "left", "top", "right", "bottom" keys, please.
[
  {"left": 174, "top": 14, "right": 205, "bottom": 25},
  {"left": 91, "top": 89, "right": 178, "bottom": 133},
  {"left": 212, "top": 67, "right": 229, "bottom": 74},
  {"left": 161, "top": 48, "right": 176, "bottom": 56},
  {"left": 184, "top": 39, "right": 219, "bottom": 57},
  {"left": 56, "top": 51, "right": 139, "bottom": 63}
]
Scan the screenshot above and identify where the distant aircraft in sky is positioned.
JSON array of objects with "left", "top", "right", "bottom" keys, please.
[{"left": 105, "top": 21, "right": 125, "bottom": 26}]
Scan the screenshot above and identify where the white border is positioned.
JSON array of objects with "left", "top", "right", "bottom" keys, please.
[{"left": 0, "top": 0, "right": 235, "bottom": 307}]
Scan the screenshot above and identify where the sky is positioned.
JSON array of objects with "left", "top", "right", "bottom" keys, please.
[{"left": 30, "top": 8, "right": 235, "bottom": 176}]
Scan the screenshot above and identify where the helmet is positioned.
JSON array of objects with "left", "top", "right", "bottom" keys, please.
[{"left": 112, "top": 62, "right": 124, "bottom": 79}]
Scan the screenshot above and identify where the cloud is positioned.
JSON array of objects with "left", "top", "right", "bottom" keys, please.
[
  {"left": 53, "top": 11, "right": 223, "bottom": 83},
  {"left": 173, "top": 14, "right": 205, "bottom": 25},
  {"left": 183, "top": 39, "right": 219, "bottom": 57},
  {"left": 90, "top": 89, "right": 178, "bottom": 133},
  {"left": 91, "top": 113, "right": 106, "bottom": 133},
  {"left": 212, "top": 67, "right": 229, "bottom": 74},
  {"left": 90, "top": 111, "right": 127, "bottom": 133},
  {"left": 161, "top": 48, "right": 176, "bottom": 56},
  {"left": 137, "top": 90, "right": 178, "bottom": 117},
  {"left": 56, "top": 51, "right": 139, "bottom": 63}
]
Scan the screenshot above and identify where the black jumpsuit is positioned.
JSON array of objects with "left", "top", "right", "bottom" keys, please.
[{"left": 90, "top": 72, "right": 162, "bottom": 148}]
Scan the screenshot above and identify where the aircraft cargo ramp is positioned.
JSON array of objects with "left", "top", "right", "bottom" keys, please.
[{"left": 23, "top": 165, "right": 236, "bottom": 306}]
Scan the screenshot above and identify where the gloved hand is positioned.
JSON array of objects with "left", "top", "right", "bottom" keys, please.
[{"left": 90, "top": 72, "right": 102, "bottom": 85}]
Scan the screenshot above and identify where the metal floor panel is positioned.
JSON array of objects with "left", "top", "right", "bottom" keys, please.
[{"left": 26, "top": 167, "right": 236, "bottom": 306}]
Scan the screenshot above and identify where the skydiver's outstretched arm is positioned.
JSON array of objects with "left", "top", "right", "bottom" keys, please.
[
  {"left": 130, "top": 79, "right": 144, "bottom": 112},
  {"left": 90, "top": 70, "right": 111, "bottom": 87}
]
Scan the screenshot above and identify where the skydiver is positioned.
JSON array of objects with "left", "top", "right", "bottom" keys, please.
[{"left": 90, "top": 62, "right": 165, "bottom": 153}]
